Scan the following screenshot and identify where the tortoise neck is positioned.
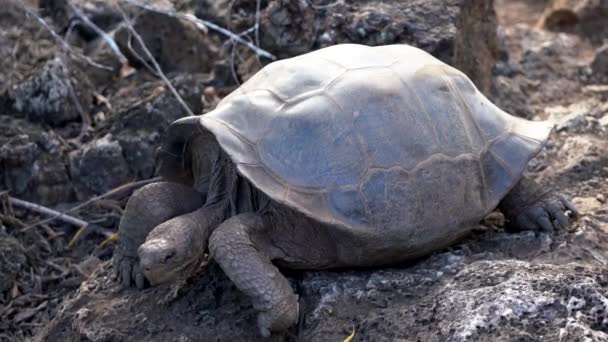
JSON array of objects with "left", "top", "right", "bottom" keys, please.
[
  {"left": 204, "top": 149, "right": 238, "bottom": 207},
  {"left": 189, "top": 134, "right": 219, "bottom": 194}
]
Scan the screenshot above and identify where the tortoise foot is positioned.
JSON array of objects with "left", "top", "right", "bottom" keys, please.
[
  {"left": 507, "top": 194, "right": 579, "bottom": 233},
  {"left": 257, "top": 296, "right": 299, "bottom": 337},
  {"left": 112, "top": 251, "right": 145, "bottom": 289}
]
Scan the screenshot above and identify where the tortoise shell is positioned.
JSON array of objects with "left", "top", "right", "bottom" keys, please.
[{"left": 162, "top": 44, "right": 552, "bottom": 247}]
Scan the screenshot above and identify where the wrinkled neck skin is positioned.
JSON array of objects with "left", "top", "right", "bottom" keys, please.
[
  {"left": 189, "top": 135, "right": 266, "bottom": 232},
  {"left": 187, "top": 134, "right": 217, "bottom": 196}
]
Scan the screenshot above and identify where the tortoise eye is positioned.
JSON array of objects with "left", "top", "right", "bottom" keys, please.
[{"left": 163, "top": 251, "right": 175, "bottom": 262}]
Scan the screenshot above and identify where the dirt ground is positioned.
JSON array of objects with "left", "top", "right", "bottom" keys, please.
[{"left": 0, "top": 0, "right": 607, "bottom": 341}]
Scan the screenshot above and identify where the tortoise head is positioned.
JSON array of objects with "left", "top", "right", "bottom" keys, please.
[{"left": 137, "top": 214, "right": 206, "bottom": 285}]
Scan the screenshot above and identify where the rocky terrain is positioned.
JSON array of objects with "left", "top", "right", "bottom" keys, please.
[{"left": 0, "top": 0, "right": 607, "bottom": 341}]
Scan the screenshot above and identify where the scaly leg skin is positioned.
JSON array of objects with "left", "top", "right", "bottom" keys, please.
[
  {"left": 498, "top": 176, "right": 579, "bottom": 233},
  {"left": 209, "top": 213, "right": 299, "bottom": 337},
  {"left": 113, "top": 182, "right": 205, "bottom": 288}
]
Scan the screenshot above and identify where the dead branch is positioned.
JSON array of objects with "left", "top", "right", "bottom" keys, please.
[
  {"left": 114, "top": 4, "right": 195, "bottom": 117},
  {"left": 121, "top": 0, "right": 276, "bottom": 60},
  {"left": 9, "top": 196, "right": 117, "bottom": 247},
  {"left": 19, "top": 177, "right": 161, "bottom": 232},
  {"left": 9, "top": 197, "right": 89, "bottom": 228},
  {"left": 125, "top": 30, "right": 160, "bottom": 78},
  {"left": 14, "top": 0, "right": 114, "bottom": 71},
  {"left": 230, "top": 41, "right": 241, "bottom": 85}
]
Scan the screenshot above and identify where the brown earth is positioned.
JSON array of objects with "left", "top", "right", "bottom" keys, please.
[{"left": 0, "top": 0, "right": 607, "bottom": 341}]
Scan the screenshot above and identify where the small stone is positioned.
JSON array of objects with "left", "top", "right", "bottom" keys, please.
[{"left": 596, "top": 194, "right": 606, "bottom": 204}]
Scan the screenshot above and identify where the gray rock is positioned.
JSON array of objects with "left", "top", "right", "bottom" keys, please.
[
  {"left": 12, "top": 58, "right": 90, "bottom": 126},
  {"left": 69, "top": 134, "right": 131, "bottom": 200},
  {"left": 112, "top": 8, "right": 219, "bottom": 75},
  {"left": 0, "top": 134, "right": 40, "bottom": 195},
  {"left": 0, "top": 116, "right": 74, "bottom": 205}
]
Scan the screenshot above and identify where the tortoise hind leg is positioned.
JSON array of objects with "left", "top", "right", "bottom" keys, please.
[
  {"left": 498, "top": 176, "right": 579, "bottom": 233},
  {"left": 113, "top": 182, "right": 205, "bottom": 288},
  {"left": 209, "top": 213, "right": 298, "bottom": 337}
]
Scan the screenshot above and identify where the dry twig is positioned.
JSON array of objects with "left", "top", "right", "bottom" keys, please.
[
  {"left": 124, "top": 30, "right": 160, "bottom": 77},
  {"left": 67, "top": 3, "right": 129, "bottom": 65},
  {"left": 9, "top": 197, "right": 89, "bottom": 228},
  {"left": 114, "top": 3, "right": 195, "bottom": 117},
  {"left": 19, "top": 177, "right": 161, "bottom": 232},
  {"left": 254, "top": 0, "right": 262, "bottom": 54}
]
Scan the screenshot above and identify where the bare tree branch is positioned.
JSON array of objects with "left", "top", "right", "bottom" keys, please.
[
  {"left": 8, "top": 197, "right": 115, "bottom": 244},
  {"left": 20, "top": 177, "right": 161, "bottom": 231},
  {"left": 9, "top": 197, "right": 90, "bottom": 228},
  {"left": 114, "top": 3, "right": 195, "bottom": 117},
  {"left": 14, "top": 0, "right": 114, "bottom": 71}
]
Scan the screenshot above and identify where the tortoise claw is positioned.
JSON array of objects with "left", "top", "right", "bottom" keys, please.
[
  {"left": 133, "top": 263, "right": 145, "bottom": 289},
  {"left": 119, "top": 259, "right": 133, "bottom": 288},
  {"left": 507, "top": 193, "right": 578, "bottom": 233},
  {"left": 113, "top": 251, "right": 146, "bottom": 289},
  {"left": 559, "top": 194, "right": 580, "bottom": 220}
]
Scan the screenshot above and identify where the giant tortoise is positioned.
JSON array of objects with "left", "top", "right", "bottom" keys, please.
[{"left": 113, "top": 44, "right": 578, "bottom": 336}]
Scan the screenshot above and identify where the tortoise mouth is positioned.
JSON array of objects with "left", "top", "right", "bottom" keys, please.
[
  {"left": 141, "top": 256, "right": 201, "bottom": 285},
  {"left": 143, "top": 268, "right": 179, "bottom": 285}
]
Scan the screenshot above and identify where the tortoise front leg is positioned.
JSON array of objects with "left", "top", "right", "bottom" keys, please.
[
  {"left": 209, "top": 213, "right": 299, "bottom": 337},
  {"left": 113, "top": 182, "right": 205, "bottom": 288},
  {"left": 498, "top": 176, "right": 579, "bottom": 232}
]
